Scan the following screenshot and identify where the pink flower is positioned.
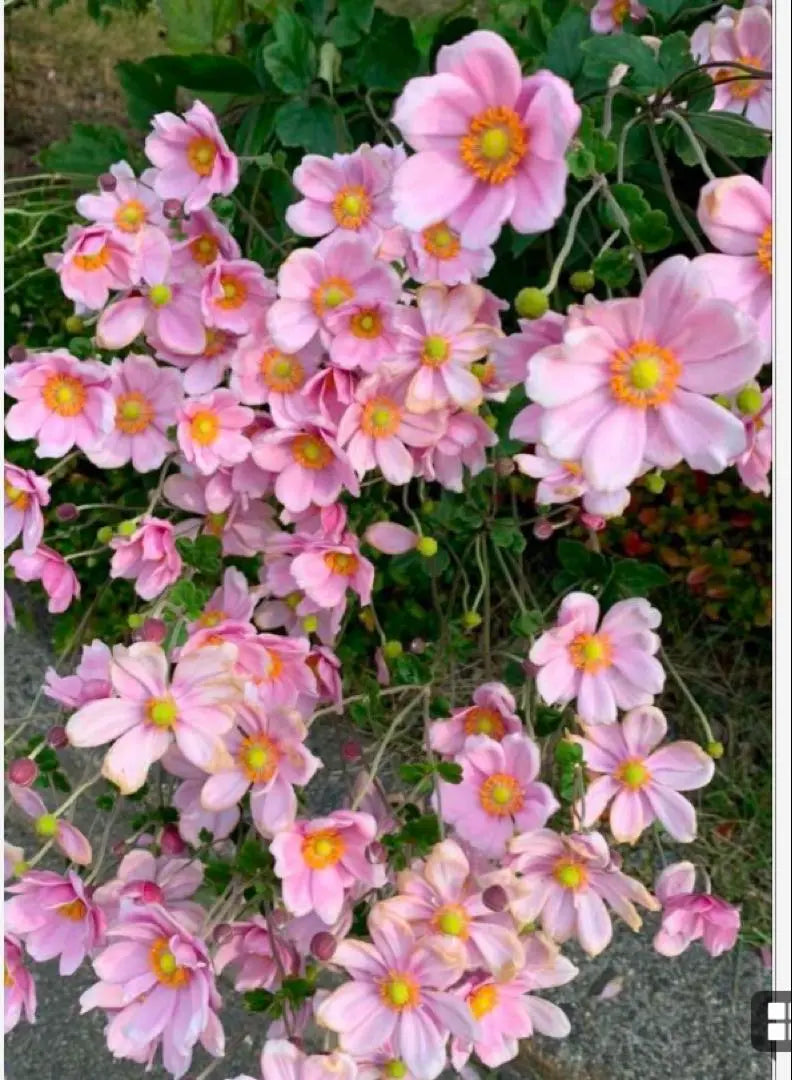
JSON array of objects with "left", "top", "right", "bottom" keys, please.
[
  {"left": 267, "top": 232, "right": 400, "bottom": 353},
  {"left": 734, "top": 386, "right": 771, "bottom": 494},
  {"left": 572, "top": 706, "right": 715, "bottom": 843},
  {"left": 5, "top": 841, "right": 25, "bottom": 882},
  {"left": 4, "top": 934, "right": 37, "bottom": 1033},
  {"left": 154, "top": 325, "right": 242, "bottom": 396},
  {"left": 7, "top": 783, "right": 93, "bottom": 865},
  {"left": 169, "top": 207, "right": 240, "bottom": 281},
  {"left": 530, "top": 592, "right": 665, "bottom": 725},
  {"left": 200, "top": 258, "right": 275, "bottom": 336},
  {"left": 436, "top": 733, "right": 558, "bottom": 857},
  {"left": 493, "top": 312, "right": 565, "bottom": 393},
  {"left": 653, "top": 862, "right": 740, "bottom": 957},
  {"left": 46, "top": 224, "right": 135, "bottom": 309},
  {"left": 164, "top": 469, "right": 277, "bottom": 557},
  {"left": 4, "top": 869, "right": 106, "bottom": 975},
  {"left": 392, "top": 31, "right": 580, "bottom": 246},
  {"left": 395, "top": 284, "right": 495, "bottom": 413},
  {"left": 364, "top": 521, "right": 420, "bottom": 554},
  {"left": 416, "top": 410, "right": 496, "bottom": 492},
  {"left": 694, "top": 159, "right": 772, "bottom": 342},
  {"left": 590, "top": 0, "right": 647, "bottom": 34},
  {"left": 291, "top": 535, "right": 374, "bottom": 611},
  {"left": 450, "top": 934, "right": 577, "bottom": 1070},
  {"left": 708, "top": 6, "right": 772, "bottom": 128},
  {"left": 252, "top": 425, "right": 360, "bottom": 512},
  {"left": 93, "top": 849, "right": 204, "bottom": 930},
  {"left": 87, "top": 354, "right": 183, "bottom": 472},
  {"left": 306, "top": 644, "right": 343, "bottom": 705},
  {"left": 239, "top": 1040, "right": 358, "bottom": 1080},
  {"left": 380, "top": 839, "right": 524, "bottom": 978},
  {"left": 337, "top": 374, "right": 441, "bottom": 485},
  {"left": 430, "top": 682, "right": 522, "bottom": 756},
  {"left": 271, "top": 810, "right": 386, "bottom": 925},
  {"left": 286, "top": 146, "right": 395, "bottom": 245},
  {"left": 526, "top": 257, "right": 763, "bottom": 491},
  {"left": 5, "top": 350, "right": 113, "bottom": 457},
  {"left": 9, "top": 545, "right": 80, "bottom": 613},
  {"left": 405, "top": 219, "right": 495, "bottom": 285},
  {"left": 162, "top": 748, "right": 240, "bottom": 846},
  {"left": 80, "top": 905, "right": 224, "bottom": 1078},
  {"left": 514, "top": 447, "right": 631, "bottom": 518},
  {"left": 213, "top": 919, "right": 297, "bottom": 992},
  {"left": 200, "top": 704, "right": 322, "bottom": 836},
  {"left": 76, "top": 161, "right": 165, "bottom": 239},
  {"left": 509, "top": 829, "right": 659, "bottom": 956},
  {"left": 190, "top": 566, "right": 255, "bottom": 631},
  {"left": 145, "top": 100, "right": 238, "bottom": 213},
  {"left": 4, "top": 462, "right": 50, "bottom": 552},
  {"left": 229, "top": 332, "right": 321, "bottom": 422},
  {"left": 317, "top": 908, "right": 475, "bottom": 1080},
  {"left": 177, "top": 389, "right": 254, "bottom": 475},
  {"left": 65, "top": 640, "right": 240, "bottom": 794},
  {"left": 324, "top": 297, "right": 402, "bottom": 373},
  {"left": 110, "top": 517, "right": 183, "bottom": 601}
]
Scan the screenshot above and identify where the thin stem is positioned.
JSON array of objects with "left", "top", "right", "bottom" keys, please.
[
  {"left": 600, "top": 184, "right": 648, "bottom": 285},
  {"left": 542, "top": 178, "right": 605, "bottom": 295},
  {"left": 489, "top": 540, "right": 528, "bottom": 616},
  {"left": 351, "top": 690, "right": 428, "bottom": 810},
  {"left": 616, "top": 114, "right": 643, "bottom": 184},
  {"left": 660, "top": 647, "right": 715, "bottom": 744},
  {"left": 666, "top": 110, "right": 717, "bottom": 181},
  {"left": 647, "top": 121, "right": 705, "bottom": 255}
]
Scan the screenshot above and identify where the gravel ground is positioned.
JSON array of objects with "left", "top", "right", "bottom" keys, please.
[{"left": 3, "top": 601, "right": 771, "bottom": 1080}]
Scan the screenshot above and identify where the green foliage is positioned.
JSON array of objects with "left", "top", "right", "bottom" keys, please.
[{"left": 38, "top": 123, "right": 133, "bottom": 175}]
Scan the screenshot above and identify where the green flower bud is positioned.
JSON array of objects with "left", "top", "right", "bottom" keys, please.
[
  {"left": 117, "top": 519, "right": 138, "bottom": 537},
  {"left": 462, "top": 611, "right": 482, "bottom": 629},
  {"left": 416, "top": 536, "right": 438, "bottom": 558},
  {"left": 64, "top": 315, "right": 85, "bottom": 334},
  {"left": 383, "top": 640, "right": 403, "bottom": 659},
  {"left": 735, "top": 385, "right": 763, "bottom": 416},
  {"left": 569, "top": 269, "right": 595, "bottom": 293},
  {"left": 645, "top": 472, "right": 666, "bottom": 495},
  {"left": 706, "top": 740, "right": 724, "bottom": 759},
  {"left": 96, "top": 526, "right": 114, "bottom": 544},
  {"left": 514, "top": 287, "right": 549, "bottom": 319}
]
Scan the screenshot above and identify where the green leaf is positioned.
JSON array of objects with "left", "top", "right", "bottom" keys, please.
[
  {"left": 685, "top": 110, "right": 771, "bottom": 158},
  {"left": 535, "top": 705, "right": 565, "bottom": 736},
  {"left": 512, "top": 610, "right": 544, "bottom": 638},
  {"left": 159, "top": 0, "right": 238, "bottom": 53},
  {"left": 490, "top": 520, "right": 526, "bottom": 555},
  {"left": 436, "top": 762, "right": 463, "bottom": 784},
  {"left": 234, "top": 104, "right": 276, "bottom": 155},
  {"left": 349, "top": 10, "right": 420, "bottom": 92},
  {"left": 116, "top": 61, "right": 178, "bottom": 130},
  {"left": 274, "top": 98, "right": 349, "bottom": 155},
  {"left": 644, "top": 0, "right": 687, "bottom": 18},
  {"left": 602, "top": 182, "right": 651, "bottom": 224},
  {"left": 262, "top": 10, "right": 317, "bottom": 94},
  {"left": 143, "top": 54, "right": 260, "bottom": 95},
  {"left": 557, "top": 539, "right": 594, "bottom": 577},
  {"left": 282, "top": 977, "right": 315, "bottom": 1005},
  {"left": 235, "top": 837, "right": 271, "bottom": 874},
  {"left": 175, "top": 534, "right": 222, "bottom": 574},
  {"left": 566, "top": 144, "right": 596, "bottom": 180},
  {"left": 581, "top": 35, "right": 662, "bottom": 90},
  {"left": 399, "top": 763, "right": 430, "bottom": 784},
  {"left": 612, "top": 559, "right": 670, "bottom": 594},
  {"left": 38, "top": 123, "right": 130, "bottom": 175},
  {"left": 593, "top": 247, "right": 636, "bottom": 288},
  {"left": 656, "top": 30, "right": 694, "bottom": 83},
  {"left": 543, "top": 7, "right": 590, "bottom": 81},
  {"left": 244, "top": 989, "right": 275, "bottom": 1012},
  {"left": 555, "top": 740, "right": 584, "bottom": 766},
  {"left": 594, "top": 138, "right": 618, "bottom": 174},
  {"left": 632, "top": 209, "right": 674, "bottom": 252},
  {"left": 327, "top": 0, "right": 374, "bottom": 46}
]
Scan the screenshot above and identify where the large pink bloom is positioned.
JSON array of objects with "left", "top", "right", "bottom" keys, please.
[
  {"left": 46, "top": 223, "right": 135, "bottom": 310},
  {"left": 93, "top": 849, "right": 205, "bottom": 931},
  {"left": 163, "top": 469, "right": 277, "bottom": 557},
  {"left": 200, "top": 704, "right": 322, "bottom": 837},
  {"left": 9, "top": 544, "right": 80, "bottom": 614},
  {"left": 190, "top": 565, "right": 255, "bottom": 632},
  {"left": 415, "top": 409, "right": 496, "bottom": 492},
  {"left": 708, "top": 6, "right": 772, "bottom": 128},
  {"left": 154, "top": 324, "right": 242, "bottom": 396},
  {"left": 317, "top": 909, "right": 476, "bottom": 1080},
  {"left": 572, "top": 706, "right": 715, "bottom": 843},
  {"left": 5, "top": 350, "right": 113, "bottom": 458},
  {"left": 162, "top": 748, "right": 241, "bottom": 847},
  {"left": 290, "top": 534, "right": 375, "bottom": 612},
  {"left": 514, "top": 446, "right": 631, "bottom": 519},
  {"left": 65, "top": 641, "right": 241, "bottom": 794},
  {"left": 271, "top": 810, "right": 386, "bottom": 925},
  {"left": 110, "top": 517, "right": 183, "bottom": 601},
  {"left": 169, "top": 207, "right": 240, "bottom": 281},
  {"left": 200, "top": 258, "right": 275, "bottom": 336},
  {"left": 76, "top": 161, "right": 165, "bottom": 240},
  {"left": 379, "top": 839, "right": 524, "bottom": 978},
  {"left": 44, "top": 639, "right": 112, "bottom": 708},
  {"left": 4, "top": 462, "right": 50, "bottom": 553},
  {"left": 87, "top": 354, "right": 183, "bottom": 472},
  {"left": 324, "top": 296, "right": 402, "bottom": 374},
  {"left": 436, "top": 733, "right": 558, "bottom": 857},
  {"left": 695, "top": 159, "right": 772, "bottom": 343},
  {"left": 430, "top": 681, "right": 522, "bottom": 756},
  {"left": 286, "top": 145, "right": 395, "bottom": 245},
  {"left": 4, "top": 934, "right": 37, "bottom": 1033},
  {"left": 145, "top": 100, "right": 238, "bottom": 213},
  {"left": 252, "top": 425, "right": 360, "bottom": 512},
  {"left": 7, "top": 782, "right": 92, "bottom": 865},
  {"left": 529, "top": 592, "right": 665, "bottom": 725},
  {"left": 392, "top": 31, "right": 580, "bottom": 247},
  {"left": 176, "top": 389, "right": 254, "bottom": 476},
  {"left": 229, "top": 332, "right": 322, "bottom": 423},
  {"left": 4, "top": 869, "right": 106, "bottom": 975},
  {"left": 267, "top": 232, "right": 400, "bottom": 353},
  {"left": 80, "top": 905, "right": 224, "bottom": 1078},
  {"left": 653, "top": 861, "right": 740, "bottom": 957},
  {"left": 526, "top": 257, "right": 763, "bottom": 491},
  {"left": 509, "top": 829, "right": 659, "bottom": 956}
]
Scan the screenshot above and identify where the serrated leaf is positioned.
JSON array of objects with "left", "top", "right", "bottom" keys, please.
[
  {"left": 436, "top": 762, "right": 463, "bottom": 784},
  {"left": 328, "top": 0, "right": 374, "bottom": 46},
  {"left": 37, "top": 123, "right": 131, "bottom": 176},
  {"left": 512, "top": 610, "right": 544, "bottom": 638},
  {"left": 262, "top": 10, "right": 316, "bottom": 94},
  {"left": 567, "top": 144, "right": 596, "bottom": 180},
  {"left": 612, "top": 558, "right": 670, "bottom": 594},
  {"left": 543, "top": 7, "right": 590, "bottom": 81},
  {"left": 685, "top": 110, "right": 771, "bottom": 158},
  {"left": 593, "top": 247, "right": 636, "bottom": 289},
  {"left": 581, "top": 35, "right": 662, "bottom": 90},
  {"left": 632, "top": 209, "right": 674, "bottom": 252},
  {"left": 601, "top": 182, "right": 651, "bottom": 227},
  {"left": 159, "top": 0, "right": 237, "bottom": 53},
  {"left": 557, "top": 539, "right": 594, "bottom": 576},
  {"left": 349, "top": 10, "right": 420, "bottom": 91},
  {"left": 143, "top": 54, "right": 260, "bottom": 95},
  {"left": 274, "top": 98, "right": 349, "bottom": 155},
  {"left": 116, "top": 60, "right": 178, "bottom": 129}
]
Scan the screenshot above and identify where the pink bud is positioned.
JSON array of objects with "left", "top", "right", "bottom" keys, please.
[
  {"left": 55, "top": 503, "right": 79, "bottom": 522},
  {"left": 160, "top": 824, "right": 186, "bottom": 856},
  {"left": 8, "top": 758, "right": 38, "bottom": 786},
  {"left": 47, "top": 725, "right": 68, "bottom": 749},
  {"left": 341, "top": 739, "right": 362, "bottom": 763},
  {"left": 140, "top": 881, "right": 164, "bottom": 904},
  {"left": 140, "top": 618, "right": 167, "bottom": 644},
  {"left": 310, "top": 931, "right": 336, "bottom": 961},
  {"left": 98, "top": 173, "right": 117, "bottom": 192},
  {"left": 482, "top": 884, "right": 508, "bottom": 912},
  {"left": 8, "top": 345, "right": 27, "bottom": 364},
  {"left": 410, "top": 638, "right": 427, "bottom": 655},
  {"left": 163, "top": 198, "right": 182, "bottom": 220},
  {"left": 533, "top": 520, "right": 554, "bottom": 541},
  {"left": 365, "top": 841, "right": 386, "bottom": 865},
  {"left": 581, "top": 512, "right": 606, "bottom": 532},
  {"left": 271, "top": 908, "right": 290, "bottom": 929}
]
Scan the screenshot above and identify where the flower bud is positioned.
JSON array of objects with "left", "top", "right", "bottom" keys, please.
[
  {"left": 462, "top": 611, "right": 482, "bottom": 629},
  {"left": 420, "top": 499, "right": 435, "bottom": 515},
  {"left": 735, "top": 385, "right": 763, "bottom": 416},
  {"left": 310, "top": 931, "right": 337, "bottom": 961},
  {"left": 117, "top": 519, "right": 139, "bottom": 537},
  {"left": 570, "top": 269, "right": 596, "bottom": 293},
  {"left": 302, "top": 614, "right": 319, "bottom": 634},
  {"left": 365, "top": 841, "right": 387, "bottom": 864},
  {"left": 644, "top": 471, "right": 666, "bottom": 495},
  {"left": 8, "top": 344, "right": 27, "bottom": 364},
  {"left": 55, "top": 502, "right": 79, "bottom": 521},
  {"left": 140, "top": 881, "right": 165, "bottom": 904},
  {"left": 533, "top": 520, "right": 554, "bottom": 541},
  {"left": 8, "top": 758, "right": 38, "bottom": 786},
  {"left": 160, "top": 824, "right": 186, "bottom": 855},
  {"left": 64, "top": 315, "right": 85, "bottom": 334},
  {"left": 416, "top": 536, "right": 438, "bottom": 558},
  {"left": 98, "top": 172, "right": 117, "bottom": 192},
  {"left": 409, "top": 638, "right": 426, "bottom": 655},
  {"left": 341, "top": 739, "right": 362, "bottom": 764},
  {"left": 162, "top": 198, "right": 182, "bottom": 220},
  {"left": 482, "top": 884, "right": 508, "bottom": 912},
  {"left": 97, "top": 525, "right": 114, "bottom": 544},
  {"left": 382, "top": 640, "right": 403, "bottom": 660},
  {"left": 706, "top": 740, "right": 724, "bottom": 759},
  {"left": 514, "top": 287, "right": 549, "bottom": 319},
  {"left": 35, "top": 813, "right": 59, "bottom": 838},
  {"left": 47, "top": 725, "right": 68, "bottom": 749},
  {"left": 127, "top": 613, "right": 144, "bottom": 629},
  {"left": 140, "top": 617, "right": 167, "bottom": 644}
]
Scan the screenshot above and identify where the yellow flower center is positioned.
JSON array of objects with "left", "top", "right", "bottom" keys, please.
[
  {"left": 568, "top": 632, "right": 613, "bottom": 673},
  {"left": 116, "top": 391, "right": 154, "bottom": 435},
  {"left": 617, "top": 758, "right": 651, "bottom": 790},
  {"left": 757, "top": 225, "right": 772, "bottom": 275},
  {"left": 202, "top": 328, "right": 230, "bottom": 358},
  {"left": 4, "top": 480, "right": 30, "bottom": 511},
  {"left": 56, "top": 898, "right": 88, "bottom": 921},
  {"left": 612, "top": 0, "right": 631, "bottom": 23},
  {"left": 260, "top": 350, "right": 305, "bottom": 393},
  {"left": 422, "top": 222, "right": 461, "bottom": 260},
  {"left": 190, "top": 410, "right": 220, "bottom": 446},
  {"left": 349, "top": 308, "right": 383, "bottom": 339},
  {"left": 198, "top": 609, "right": 225, "bottom": 628},
  {"left": 149, "top": 283, "right": 172, "bottom": 307},
  {"left": 302, "top": 828, "right": 345, "bottom": 869},
  {"left": 216, "top": 276, "right": 247, "bottom": 310},
  {"left": 717, "top": 54, "right": 764, "bottom": 99},
  {"left": 323, "top": 551, "right": 359, "bottom": 577},
  {"left": 609, "top": 341, "right": 681, "bottom": 408},
  {"left": 145, "top": 695, "right": 178, "bottom": 728},
  {"left": 312, "top": 276, "right": 354, "bottom": 316},
  {"left": 553, "top": 859, "right": 588, "bottom": 891},
  {"left": 206, "top": 511, "right": 228, "bottom": 535},
  {"left": 238, "top": 733, "right": 280, "bottom": 783},
  {"left": 73, "top": 245, "right": 110, "bottom": 272},
  {"left": 35, "top": 813, "right": 60, "bottom": 838},
  {"left": 463, "top": 706, "right": 506, "bottom": 740},
  {"left": 433, "top": 904, "right": 470, "bottom": 938},
  {"left": 468, "top": 982, "right": 499, "bottom": 1019},
  {"left": 384, "top": 1063, "right": 408, "bottom": 1079},
  {"left": 361, "top": 396, "right": 402, "bottom": 439},
  {"left": 114, "top": 199, "right": 147, "bottom": 233},
  {"left": 190, "top": 234, "right": 220, "bottom": 266},
  {"left": 479, "top": 772, "right": 523, "bottom": 817},
  {"left": 292, "top": 433, "right": 333, "bottom": 470},
  {"left": 379, "top": 973, "right": 420, "bottom": 1011},
  {"left": 421, "top": 335, "right": 450, "bottom": 367},
  {"left": 4, "top": 964, "right": 14, "bottom": 988},
  {"left": 331, "top": 185, "right": 371, "bottom": 230},
  {"left": 187, "top": 137, "right": 217, "bottom": 176},
  {"left": 150, "top": 936, "right": 191, "bottom": 987},
  {"left": 42, "top": 374, "right": 87, "bottom": 418},
  {"left": 460, "top": 106, "right": 527, "bottom": 184}
]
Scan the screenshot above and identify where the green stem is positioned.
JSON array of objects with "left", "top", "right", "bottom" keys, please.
[{"left": 647, "top": 121, "right": 705, "bottom": 255}]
